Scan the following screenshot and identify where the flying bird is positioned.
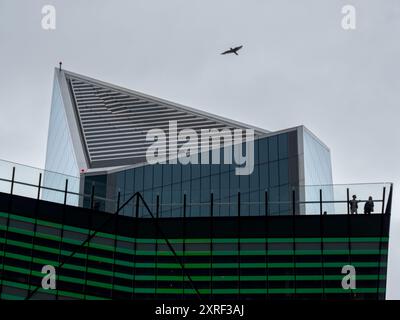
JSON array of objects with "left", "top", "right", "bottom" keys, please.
[{"left": 221, "top": 45, "right": 243, "bottom": 56}]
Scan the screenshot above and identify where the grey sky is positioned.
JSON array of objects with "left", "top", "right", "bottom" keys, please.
[{"left": 0, "top": 0, "right": 399, "bottom": 298}]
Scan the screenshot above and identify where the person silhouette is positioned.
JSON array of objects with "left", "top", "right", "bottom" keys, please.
[
  {"left": 364, "top": 196, "right": 374, "bottom": 215},
  {"left": 349, "top": 195, "right": 360, "bottom": 214}
]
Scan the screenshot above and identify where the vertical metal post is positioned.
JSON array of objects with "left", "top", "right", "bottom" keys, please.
[
  {"left": 111, "top": 193, "right": 120, "bottom": 300},
  {"left": 264, "top": 192, "right": 269, "bottom": 299},
  {"left": 320, "top": 196, "right": 326, "bottom": 299},
  {"left": 135, "top": 193, "right": 140, "bottom": 219},
  {"left": 376, "top": 204, "right": 385, "bottom": 299},
  {"left": 346, "top": 188, "right": 350, "bottom": 214},
  {"left": 64, "top": 179, "right": 68, "bottom": 205},
  {"left": 155, "top": 194, "right": 160, "bottom": 298},
  {"left": 116, "top": 191, "right": 121, "bottom": 212},
  {"left": 291, "top": 188, "right": 297, "bottom": 298},
  {"left": 131, "top": 193, "right": 139, "bottom": 300},
  {"left": 183, "top": 193, "right": 186, "bottom": 297},
  {"left": 10, "top": 166, "right": 15, "bottom": 195},
  {"left": 237, "top": 191, "right": 241, "bottom": 299},
  {"left": 381, "top": 187, "right": 386, "bottom": 214},
  {"left": 135, "top": 193, "right": 140, "bottom": 218},
  {"left": 319, "top": 189, "right": 323, "bottom": 215},
  {"left": 210, "top": 192, "right": 214, "bottom": 299},
  {"left": 156, "top": 195, "right": 160, "bottom": 219},
  {"left": 385, "top": 184, "right": 393, "bottom": 215},
  {"left": 90, "top": 184, "right": 95, "bottom": 210},
  {"left": 37, "top": 173, "right": 42, "bottom": 200},
  {"left": 292, "top": 189, "right": 296, "bottom": 215}
]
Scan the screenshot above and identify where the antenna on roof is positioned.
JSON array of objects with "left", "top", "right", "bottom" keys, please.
[{"left": 59, "top": 61, "right": 62, "bottom": 71}]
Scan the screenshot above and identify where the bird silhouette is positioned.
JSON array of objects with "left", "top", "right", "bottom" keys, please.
[{"left": 221, "top": 45, "right": 243, "bottom": 56}]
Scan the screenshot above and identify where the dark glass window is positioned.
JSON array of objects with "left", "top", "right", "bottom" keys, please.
[
  {"left": 153, "top": 165, "right": 163, "bottom": 188},
  {"left": 279, "top": 185, "right": 290, "bottom": 214},
  {"left": 190, "top": 165, "right": 201, "bottom": 217},
  {"left": 100, "top": 132, "right": 303, "bottom": 217},
  {"left": 269, "top": 187, "right": 280, "bottom": 215},
  {"left": 279, "top": 159, "right": 289, "bottom": 185},
  {"left": 278, "top": 133, "right": 288, "bottom": 160},
  {"left": 269, "top": 161, "right": 279, "bottom": 187},
  {"left": 259, "top": 138, "right": 268, "bottom": 164},
  {"left": 161, "top": 165, "right": 172, "bottom": 217},
  {"left": 259, "top": 163, "right": 268, "bottom": 191},
  {"left": 268, "top": 136, "right": 278, "bottom": 162}
]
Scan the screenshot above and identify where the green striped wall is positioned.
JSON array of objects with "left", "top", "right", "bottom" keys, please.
[{"left": 0, "top": 211, "right": 388, "bottom": 300}]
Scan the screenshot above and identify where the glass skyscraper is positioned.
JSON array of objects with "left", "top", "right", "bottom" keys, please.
[{"left": 44, "top": 69, "right": 333, "bottom": 216}]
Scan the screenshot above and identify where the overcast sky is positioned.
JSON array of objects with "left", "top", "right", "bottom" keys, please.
[{"left": 0, "top": 0, "right": 399, "bottom": 299}]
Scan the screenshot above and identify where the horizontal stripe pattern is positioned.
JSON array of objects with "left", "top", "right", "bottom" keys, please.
[{"left": 0, "top": 210, "right": 388, "bottom": 300}]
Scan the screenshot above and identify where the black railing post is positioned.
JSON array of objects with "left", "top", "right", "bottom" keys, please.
[
  {"left": 291, "top": 188, "right": 297, "bottom": 298},
  {"left": 117, "top": 191, "right": 121, "bottom": 212},
  {"left": 37, "top": 173, "right": 42, "bottom": 200},
  {"left": 90, "top": 184, "right": 95, "bottom": 210},
  {"left": 10, "top": 166, "right": 15, "bottom": 195},
  {"left": 237, "top": 191, "right": 241, "bottom": 298},
  {"left": 182, "top": 193, "right": 186, "bottom": 297},
  {"left": 156, "top": 194, "right": 160, "bottom": 298},
  {"left": 346, "top": 188, "right": 350, "bottom": 214},
  {"left": 64, "top": 179, "right": 68, "bottom": 205},
  {"left": 156, "top": 195, "right": 160, "bottom": 218},
  {"left": 135, "top": 193, "right": 140, "bottom": 218},
  {"left": 319, "top": 189, "right": 323, "bottom": 215},
  {"left": 210, "top": 192, "right": 214, "bottom": 299},
  {"left": 381, "top": 187, "right": 386, "bottom": 214},
  {"left": 292, "top": 189, "right": 296, "bottom": 215},
  {"left": 385, "top": 184, "right": 393, "bottom": 215},
  {"left": 132, "top": 193, "right": 139, "bottom": 299},
  {"left": 111, "top": 191, "right": 120, "bottom": 300},
  {"left": 265, "top": 191, "right": 268, "bottom": 216}
]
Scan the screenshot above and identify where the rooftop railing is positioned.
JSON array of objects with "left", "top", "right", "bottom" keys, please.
[{"left": 0, "top": 158, "right": 393, "bottom": 217}]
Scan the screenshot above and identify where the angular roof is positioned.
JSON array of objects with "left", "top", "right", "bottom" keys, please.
[{"left": 56, "top": 69, "right": 269, "bottom": 170}]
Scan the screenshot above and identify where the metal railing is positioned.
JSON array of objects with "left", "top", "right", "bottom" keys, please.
[{"left": 0, "top": 159, "right": 393, "bottom": 216}]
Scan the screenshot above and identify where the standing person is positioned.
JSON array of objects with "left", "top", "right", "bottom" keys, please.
[
  {"left": 349, "top": 195, "right": 359, "bottom": 214},
  {"left": 364, "top": 196, "right": 374, "bottom": 215}
]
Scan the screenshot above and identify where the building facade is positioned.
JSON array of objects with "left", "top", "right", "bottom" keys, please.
[
  {"left": 44, "top": 69, "right": 333, "bottom": 216},
  {"left": 0, "top": 191, "right": 391, "bottom": 300},
  {"left": 0, "top": 68, "right": 387, "bottom": 301}
]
